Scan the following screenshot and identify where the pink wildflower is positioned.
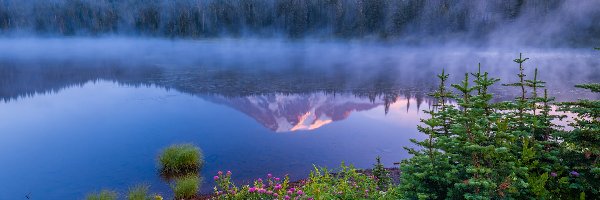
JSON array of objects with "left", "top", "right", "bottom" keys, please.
[
  {"left": 213, "top": 176, "right": 219, "bottom": 181},
  {"left": 570, "top": 171, "right": 580, "bottom": 177}
]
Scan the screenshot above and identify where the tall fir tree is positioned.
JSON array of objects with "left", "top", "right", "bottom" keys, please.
[{"left": 399, "top": 69, "right": 457, "bottom": 200}]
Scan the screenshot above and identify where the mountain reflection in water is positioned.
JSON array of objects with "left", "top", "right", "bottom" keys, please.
[
  {"left": 1, "top": 44, "right": 599, "bottom": 132},
  {"left": 204, "top": 93, "right": 424, "bottom": 132},
  {"left": 0, "top": 62, "right": 429, "bottom": 132}
]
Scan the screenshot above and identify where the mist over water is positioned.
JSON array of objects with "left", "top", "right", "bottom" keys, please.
[{"left": 1, "top": 38, "right": 598, "bottom": 102}]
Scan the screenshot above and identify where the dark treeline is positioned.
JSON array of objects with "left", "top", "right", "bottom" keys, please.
[
  {"left": 0, "top": 61, "right": 430, "bottom": 114},
  {"left": 0, "top": 60, "right": 415, "bottom": 102},
  {"left": 1, "top": 0, "right": 599, "bottom": 45}
]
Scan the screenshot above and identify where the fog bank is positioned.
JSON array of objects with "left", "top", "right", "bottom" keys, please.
[{"left": 0, "top": 38, "right": 598, "bottom": 102}]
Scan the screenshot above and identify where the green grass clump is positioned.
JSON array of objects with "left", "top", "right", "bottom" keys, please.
[
  {"left": 85, "top": 190, "right": 118, "bottom": 200},
  {"left": 158, "top": 144, "right": 203, "bottom": 175},
  {"left": 127, "top": 184, "right": 152, "bottom": 200},
  {"left": 171, "top": 175, "right": 200, "bottom": 199}
]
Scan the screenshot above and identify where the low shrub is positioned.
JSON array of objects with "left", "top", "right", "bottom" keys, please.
[
  {"left": 213, "top": 170, "right": 292, "bottom": 199},
  {"left": 213, "top": 163, "right": 398, "bottom": 200},
  {"left": 172, "top": 174, "right": 201, "bottom": 199},
  {"left": 158, "top": 144, "right": 203, "bottom": 176},
  {"left": 85, "top": 190, "right": 118, "bottom": 200},
  {"left": 127, "top": 184, "right": 152, "bottom": 200}
]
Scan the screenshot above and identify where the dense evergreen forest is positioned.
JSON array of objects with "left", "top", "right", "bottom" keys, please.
[{"left": 1, "top": 0, "right": 599, "bottom": 46}]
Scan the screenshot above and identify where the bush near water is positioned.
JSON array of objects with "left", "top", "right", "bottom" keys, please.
[{"left": 158, "top": 143, "right": 204, "bottom": 176}]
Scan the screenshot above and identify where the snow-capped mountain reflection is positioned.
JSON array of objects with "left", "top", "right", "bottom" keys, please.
[{"left": 204, "top": 93, "right": 404, "bottom": 132}]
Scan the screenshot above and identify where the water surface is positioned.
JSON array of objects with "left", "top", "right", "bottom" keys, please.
[{"left": 0, "top": 39, "right": 598, "bottom": 199}]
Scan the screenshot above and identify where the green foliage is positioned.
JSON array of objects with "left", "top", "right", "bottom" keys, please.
[
  {"left": 575, "top": 84, "right": 600, "bottom": 93},
  {"left": 372, "top": 156, "right": 391, "bottom": 191},
  {"left": 213, "top": 163, "right": 398, "bottom": 199},
  {"left": 398, "top": 68, "right": 457, "bottom": 200},
  {"left": 127, "top": 184, "right": 152, "bottom": 200},
  {"left": 556, "top": 83, "right": 600, "bottom": 198},
  {"left": 397, "top": 53, "right": 595, "bottom": 199},
  {"left": 158, "top": 144, "right": 203, "bottom": 176},
  {"left": 171, "top": 174, "right": 200, "bottom": 200},
  {"left": 85, "top": 190, "right": 118, "bottom": 200},
  {"left": 213, "top": 170, "right": 294, "bottom": 200},
  {"left": 302, "top": 164, "right": 390, "bottom": 199}
]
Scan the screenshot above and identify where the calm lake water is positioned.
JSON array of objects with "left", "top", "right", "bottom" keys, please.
[{"left": 0, "top": 39, "right": 598, "bottom": 199}]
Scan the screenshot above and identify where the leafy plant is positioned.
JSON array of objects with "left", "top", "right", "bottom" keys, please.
[
  {"left": 213, "top": 163, "right": 397, "bottom": 199},
  {"left": 214, "top": 170, "right": 292, "bottom": 199}
]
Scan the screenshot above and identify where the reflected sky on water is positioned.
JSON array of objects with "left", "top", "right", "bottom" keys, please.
[{"left": 0, "top": 39, "right": 598, "bottom": 199}]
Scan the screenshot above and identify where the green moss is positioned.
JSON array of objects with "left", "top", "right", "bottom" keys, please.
[{"left": 158, "top": 144, "right": 203, "bottom": 176}]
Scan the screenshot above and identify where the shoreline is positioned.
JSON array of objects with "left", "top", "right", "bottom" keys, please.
[{"left": 195, "top": 167, "right": 401, "bottom": 200}]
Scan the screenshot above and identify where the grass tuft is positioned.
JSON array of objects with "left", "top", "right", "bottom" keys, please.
[
  {"left": 127, "top": 184, "right": 152, "bottom": 200},
  {"left": 171, "top": 174, "right": 201, "bottom": 199},
  {"left": 85, "top": 190, "right": 118, "bottom": 200},
  {"left": 158, "top": 144, "right": 203, "bottom": 176}
]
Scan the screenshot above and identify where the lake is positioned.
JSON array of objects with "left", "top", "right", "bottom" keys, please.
[{"left": 0, "top": 38, "right": 598, "bottom": 199}]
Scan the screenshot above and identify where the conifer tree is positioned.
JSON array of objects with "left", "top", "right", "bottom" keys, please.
[
  {"left": 399, "top": 70, "right": 456, "bottom": 200},
  {"left": 399, "top": 54, "right": 600, "bottom": 199},
  {"left": 372, "top": 156, "right": 390, "bottom": 191}
]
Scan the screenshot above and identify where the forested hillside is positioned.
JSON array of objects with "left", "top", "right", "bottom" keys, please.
[{"left": 1, "top": 0, "right": 598, "bottom": 46}]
